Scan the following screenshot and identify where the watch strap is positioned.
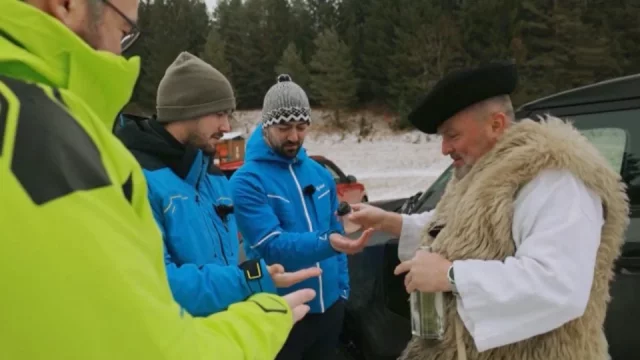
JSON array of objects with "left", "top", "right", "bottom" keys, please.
[{"left": 447, "top": 264, "right": 458, "bottom": 295}]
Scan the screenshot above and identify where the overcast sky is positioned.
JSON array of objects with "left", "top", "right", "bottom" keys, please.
[{"left": 204, "top": 0, "right": 217, "bottom": 11}]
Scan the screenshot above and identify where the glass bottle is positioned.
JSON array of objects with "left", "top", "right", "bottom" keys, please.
[{"left": 409, "top": 245, "right": 445, "bottom": 340}]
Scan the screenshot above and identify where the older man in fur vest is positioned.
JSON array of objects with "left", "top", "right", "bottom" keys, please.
[{"left": 346, "top": 60, "right": 629, "bottom": 360}]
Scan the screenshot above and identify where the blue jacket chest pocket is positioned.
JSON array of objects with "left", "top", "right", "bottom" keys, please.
[
  {"left": 163, "top": 196, "right": 206, "bottom": 254},
  {"left": 311, "top": 187, "right": 333, "bottom": 232},
  {"left": 267, "top": 193, "right": 299, "bottom": 229}
]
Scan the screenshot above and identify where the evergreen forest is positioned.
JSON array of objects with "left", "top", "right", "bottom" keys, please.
[{"left": 125, "top": 0, "right": 640, "bottom": 128}]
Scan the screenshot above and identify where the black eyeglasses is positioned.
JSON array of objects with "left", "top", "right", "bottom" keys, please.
[{"left": 100, "top": 0, "right": 140, "bottom": 52}]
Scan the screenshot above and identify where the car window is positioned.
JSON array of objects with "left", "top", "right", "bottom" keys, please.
[
  {"left": 412, "top": 165, "right": 453, "bottom": 212},
  {"left": 579, "top": 127, "right": 627, "bottom": 173},
  {"left": 565, "top": 108, "right": 640, "bottom": 245},
  {"left": 414, "top": 107, "right": 640, "bottom": 243}
]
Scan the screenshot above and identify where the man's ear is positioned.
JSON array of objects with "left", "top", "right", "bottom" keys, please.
[
  {"left": 47, "top": 0, "right": 88, "bottom": 32},
  {"left": 489, "top": 112, "right": 508, "bottom": 135}
]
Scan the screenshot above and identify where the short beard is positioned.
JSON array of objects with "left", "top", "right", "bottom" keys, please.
[
  {"left": 454, "top": 164, "right": 472, "bottom": 180},
  {"left": 263, "top": 128, "right": 301, "bottom": 159},
  {"left": 185, "top": 132, "right": 215, "bottom": 155},
  {"left": 275, "top": 144, "right": 301, "bottom": 158}
]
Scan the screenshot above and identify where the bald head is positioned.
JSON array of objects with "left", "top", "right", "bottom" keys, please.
[{"left": 25, "top": 0, "right": 138, "bottom": 55}]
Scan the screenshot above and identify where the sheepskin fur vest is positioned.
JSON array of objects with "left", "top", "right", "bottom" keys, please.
[{"left": 400, "top": 116, "right": 629, "bottom": 360}]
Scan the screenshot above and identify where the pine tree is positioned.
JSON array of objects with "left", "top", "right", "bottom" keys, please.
[
  {"left": 387, "top": 1, "right": 465, "bottom": 128},
  {"left": 128, "top": 0, "right": 212, "bottom": 112},
  {"left": 358, "top": 0, "right": 398, "bottom": 102},
  {"left": 201, "top": 28, "right": 231, "bottom": 78},
  {"left": 276, "top": 43, "right": 311, "bottom": 94},
  {"left": 458, "top": 0, "right": 519, "bottom": 63},
  {"left": 214, "top": 0, "right": 264, "bottom": 108},
  {"left": 336, "top": 0, "right": 373, "bottom": 103},
  {"left": 309, "top": 28, "right": 358, "bottom": 127},
  {"left": 610, "top": 0, "right": 640, "bottom": 75},
  {"left": 512, "top": 0, "right": 557, "bottom": 105},
  {"left": 257, "top": 0, "right": 296, "bottom": 99},
  {"left": 125, "top": 0, "right": 154, "bottom": 110},
  {"left": 551, "top": 1, "right": 621, "bottom": 91},
  {"left": 307, "top": 0, "right": 339, "bottom": 32},
  {"left": 289, "top": 0, "right": 317, "bottom": 64},
  {"left": 128, "top": 0, "right": 634, "bottom": 115},
  {"left": 185, "top": 0, "right": 211, "bottom": 57},
  {"left": 570, "top": 0, "right": 624, "bottom": 84}
]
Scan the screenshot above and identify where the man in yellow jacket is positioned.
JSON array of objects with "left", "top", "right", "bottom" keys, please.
[{"left": 0, "top": 0, "right": 316, "bottom": 359}]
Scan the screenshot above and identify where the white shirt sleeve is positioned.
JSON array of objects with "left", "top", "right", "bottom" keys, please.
[
  {"left": 454, "top": 169, "right": 604, "bottom": 352},
  {"left": 398, "top": 211, "right": 435, "bottom": 261}
]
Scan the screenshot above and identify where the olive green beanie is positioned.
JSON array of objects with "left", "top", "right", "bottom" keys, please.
[{"left": 156, "top": 51, "right": 236, "bottom": 123}]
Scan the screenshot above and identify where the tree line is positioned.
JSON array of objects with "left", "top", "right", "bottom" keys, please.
[{"left": 125, "top": 0, "right": 640, "bottom": 129}]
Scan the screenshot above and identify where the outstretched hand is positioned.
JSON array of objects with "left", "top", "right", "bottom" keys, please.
[
  {"left": 345, "top": 203, "right": 388, "bottom": 231},
  {"left": 268, "top": 264, "right": 322, "bottom": 288},
  {"left": 283, "top": 288, "right": 316, "bottom": 323},
  {"left": 329, "top": 228, "right": 375, "bottom": 254}
]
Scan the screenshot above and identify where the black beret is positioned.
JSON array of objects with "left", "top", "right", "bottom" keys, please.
[{"left": 408, "top": 60, "right": 518, "bottom": 134}]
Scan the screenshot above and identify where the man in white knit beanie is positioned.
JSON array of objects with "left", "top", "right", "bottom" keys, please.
[{"left": 231, "top": 74, "right": 375, "bottom": 359}]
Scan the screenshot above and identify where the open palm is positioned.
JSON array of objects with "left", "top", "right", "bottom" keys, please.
[{"left": 268, "top": 264, "right": 322, "bottom": 288}]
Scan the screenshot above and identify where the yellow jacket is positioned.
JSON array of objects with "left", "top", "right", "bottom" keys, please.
[{"left": 0, "top": 1, "right": 293, "bottom": 359}]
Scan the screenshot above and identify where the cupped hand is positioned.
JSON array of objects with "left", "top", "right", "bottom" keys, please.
[{"left": 329, "top": 228, "right": 375, "bottom": 254}]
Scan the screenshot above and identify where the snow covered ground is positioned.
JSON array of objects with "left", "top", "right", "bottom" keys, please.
[
  {"left": 232, "top": 110, "right": 452, "bottom": 202},
  {"left": 304, "top": 134, "right": 451, "bottom": 202}
]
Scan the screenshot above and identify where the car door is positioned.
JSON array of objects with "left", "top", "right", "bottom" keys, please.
[{"left": 338, "top": 168, "right": 453, "bottom": 360}]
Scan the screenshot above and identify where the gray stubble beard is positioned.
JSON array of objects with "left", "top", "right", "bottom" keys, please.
[{"left": 454, "top": 164, "right": 472, "bottom": 180}]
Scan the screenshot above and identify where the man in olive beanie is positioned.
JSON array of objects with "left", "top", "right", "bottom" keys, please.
[
  {"left": 116, "top": 54, "right": 321, "bottom": 318},
  {"left": 156, "top": 51, "right": 236, "bottom": 124}
]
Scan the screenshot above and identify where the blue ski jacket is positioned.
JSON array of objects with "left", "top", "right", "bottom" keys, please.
[
  {"left": 117, "top": 117, "right": 276, "bottom": 317},
  {"left": 230, "top": 127, "right": 349, "bottom": 314}
]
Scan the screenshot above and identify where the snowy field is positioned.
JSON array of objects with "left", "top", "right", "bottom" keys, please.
[
  {"left": 232, "top": 110, "right": 452, "bottom": 202},
  {"left": 304, "top": 134, "right": 451, "bottom": 202}
]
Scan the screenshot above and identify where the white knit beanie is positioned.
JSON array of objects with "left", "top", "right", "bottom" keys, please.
[{"left": 261, "top": 74, "right": 311, "bottom": 127}]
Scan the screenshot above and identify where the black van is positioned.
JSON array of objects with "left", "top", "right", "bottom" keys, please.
[{"left": 339, "top": 73, "right": 640, "bottom": 360}]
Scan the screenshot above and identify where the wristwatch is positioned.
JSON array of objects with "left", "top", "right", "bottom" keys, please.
[{"left": 447, "top": 264, "right": 458, "bottom": 295}]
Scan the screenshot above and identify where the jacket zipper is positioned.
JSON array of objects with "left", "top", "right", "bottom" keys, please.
[
  {"left": 212, "top": 219, "right": 229, "bottom": 265},
  {"left": 195, "top": 163, "right": 203, "bottom": 204},
  {"left": 288, "top": 163, "right": 325, "bottom": 313},
  {"left": 195, "top": 156, "right": 229, "bottom": 265}
]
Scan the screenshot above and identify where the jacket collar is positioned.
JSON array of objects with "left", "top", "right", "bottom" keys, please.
[
  {"left": 244, "top": 125, "right": 309, "bottom": 166},
  {"left": 0, "top": 0, "right": 140, "bottom": 130},
  {"left": 147, "top": 119, "right": 206, "bottom": 185}
]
